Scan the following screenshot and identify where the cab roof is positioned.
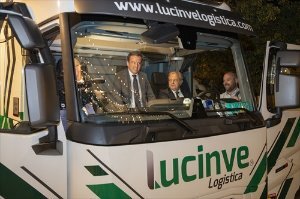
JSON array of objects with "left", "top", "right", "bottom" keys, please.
[{"left": 75, "top": 0, "right": 255, "bottom": 36}]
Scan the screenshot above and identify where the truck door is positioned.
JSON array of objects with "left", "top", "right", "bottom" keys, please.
[
  {"left": 259, "top": 41, "right": 300, "bottom": 198},
  {"left": 0, "top": 11, "right": 67, "bottom": 198}
]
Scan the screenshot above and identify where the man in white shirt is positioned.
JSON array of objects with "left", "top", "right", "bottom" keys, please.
[
  {"left": 220, "top": 72, "right": 241, "bottom": 101},
  {"left": 158, "top": 71, "right": 191, "bottom": 99}
]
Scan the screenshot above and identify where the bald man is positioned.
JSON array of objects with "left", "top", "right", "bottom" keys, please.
[{"left": 220, "top": 72, "right": 241, "bottom": 101}]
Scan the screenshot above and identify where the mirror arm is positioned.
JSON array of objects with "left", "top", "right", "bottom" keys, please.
[
  {"left": 39, "top": 126, "right": 57, "bottom": 143},
  {"left": 32, "top": 125, "right": 63, "bottom": 155},
  {"left": 275, "top": 107, "right": 282, "bottom": 118},
  {"left": 274, "top": 57, "right": 282, "bottom": 120},
  {"left": 266, "top": 107, "right": 282, "bottom": 128},
  {"left": 275, "top": 57, "right": 281, "bottom": 92}
]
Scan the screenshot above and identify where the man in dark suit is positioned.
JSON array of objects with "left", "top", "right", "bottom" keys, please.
[
  {"left": 158, "top": 71, "right": 191, "bottom": 99},
  {"left": 114, "top": 51, "right": 155, "bottom": 108}
]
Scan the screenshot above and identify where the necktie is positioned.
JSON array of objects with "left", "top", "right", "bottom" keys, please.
[
  {"left": 132, "top": 75, "right": 141, "bottom": 108},
  {"left": 175, "top": 91, "right": 179, "bottom": 99}
]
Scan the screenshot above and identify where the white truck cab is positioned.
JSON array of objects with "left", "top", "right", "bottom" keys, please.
[{"left": 0, "top": 0, "right": 299, "bottom": 198}]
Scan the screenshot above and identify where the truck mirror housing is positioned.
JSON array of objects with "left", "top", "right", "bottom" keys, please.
[
  {"left": 275, "top": 50, "right": 300, "bottom": 108},
  {"left": 276, "top": 51, "right": 300, "bottom": 67},
  {"left": 7, "top": 14, "right": 45, "bottom": 49},
  {"left": 275, "top": 74, "right": 300, "bottom": 107},
  {"left": 25, "top": 64, "right": 60, "bottom": 128}
]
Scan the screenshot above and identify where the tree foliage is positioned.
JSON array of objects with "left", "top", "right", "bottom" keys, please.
[
  {"left": 194, "top": 0, "right": 300, "bottom": 95},
  {"left": 231, "top": 0, "right": 300, "bottom": 94}
]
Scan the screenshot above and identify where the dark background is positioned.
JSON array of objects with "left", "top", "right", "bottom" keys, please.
[{"left": 193, "top": 0, "right": 300, "bottom": 96}]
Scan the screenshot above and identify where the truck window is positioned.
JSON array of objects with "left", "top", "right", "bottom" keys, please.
[
  {"left": 0, "top": 18, "right": 29, "bottom": 131},
  {"left": 70, "top": 19, "right": 256, "bottom": 124}
]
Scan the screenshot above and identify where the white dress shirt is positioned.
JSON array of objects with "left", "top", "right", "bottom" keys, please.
[{"left": 172, "top": 89, "right": 184, "bottom": 98}]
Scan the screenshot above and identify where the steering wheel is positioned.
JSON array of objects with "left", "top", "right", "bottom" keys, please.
[{"left": 197, "top": 90, "right": 220, "bottom": 101}]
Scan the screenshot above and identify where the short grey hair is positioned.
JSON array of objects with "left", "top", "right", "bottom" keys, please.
[{"left": 168, "top": 71, "right": 183, "bottom": 83}]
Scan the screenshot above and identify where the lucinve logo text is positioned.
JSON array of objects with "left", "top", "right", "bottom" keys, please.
[{"left": 147, "top": 145, "right": 249, "bottom": 189}]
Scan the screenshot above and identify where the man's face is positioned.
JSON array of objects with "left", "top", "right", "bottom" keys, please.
[
  {"left": 223, "top": 73, "right": 237, "bottom": 92},
  {"left": 127, "top": 55, "right": 142, "bottom": 75},
  {"left": 168, "top": 73, "right": 181, "bottom": 91}
]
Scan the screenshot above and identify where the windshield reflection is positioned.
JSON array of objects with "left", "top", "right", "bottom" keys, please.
[{"left": 71, "top": 20, "right": 254, "bottom": 123}]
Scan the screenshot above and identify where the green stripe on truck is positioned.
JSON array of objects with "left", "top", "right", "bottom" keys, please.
[
  {"left": 268, "top": 118, "right": 295, "bottom": 172},
  {"left": 244, "top": 154, "right": 267, "bottom": 194},
  {"left": 85, "top": 165, "right": 108, "bottom": 176},
  {"left": 287, "top": 118, "right": 300, "bottom": 147},
  {"left": 87, "top": 183, "right": 131, "bottom": 199},
  {"left": 0, "top": 163, "right": 46, "bottom": 199},
  {"left": 278, "top": 178, "right": 293, "bottom": 199}
]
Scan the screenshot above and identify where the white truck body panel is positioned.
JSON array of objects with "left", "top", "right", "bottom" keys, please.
[{"left": 0, "top": 1, "right": 299, "bottom": 199}]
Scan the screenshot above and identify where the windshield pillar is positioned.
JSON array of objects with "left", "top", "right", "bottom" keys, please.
[
  {"left": 60, "top": 13, "right": 81, "bottom": 122},
  {"left": 231, "top": 41, "right": 255, "bottom": 108}
]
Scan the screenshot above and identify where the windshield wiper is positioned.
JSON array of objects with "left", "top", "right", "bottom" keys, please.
[
  {"left": 86, "top": 111, "right": 197, "bottom": 135},
  {"left": 141, "top": 111, "right": 197, "bottom": 135}
]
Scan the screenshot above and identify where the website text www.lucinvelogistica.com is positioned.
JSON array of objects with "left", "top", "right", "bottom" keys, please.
[{"left": 113, "top": 1, "right": 253, "bottom": 32}]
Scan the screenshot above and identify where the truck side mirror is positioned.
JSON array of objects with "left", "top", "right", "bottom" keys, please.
[
  {"left": 275, "top": 50, "right": 300, "bottom": 108},
  {"left": 25, "top": 64, "right": 60, "bottom": 128},
  {"left": 7, "top": 14, "right": 45, "bottom": 49},
  {"left": 276, "top": 51, "right": 300, "bottom": 67}
]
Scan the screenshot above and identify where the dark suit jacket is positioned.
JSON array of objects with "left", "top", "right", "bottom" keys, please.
[
  {"left": 114, "top": 69, "right": 155, "bottom": 107},
  {"left": 158, "top": 88, "right": 191, "bottom": 100}
]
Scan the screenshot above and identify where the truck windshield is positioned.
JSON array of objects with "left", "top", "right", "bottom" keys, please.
[{"left": 71, "top": 19, "right": 255, "bottom": 123}]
